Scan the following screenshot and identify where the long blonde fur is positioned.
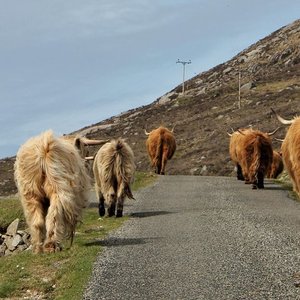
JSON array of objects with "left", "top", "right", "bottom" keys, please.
[
  {"left": 93, "top": 138, "right": 135, "bottom": 217},
  {"left": 14, "top": 130, "right": 91, "bottom": 253}
]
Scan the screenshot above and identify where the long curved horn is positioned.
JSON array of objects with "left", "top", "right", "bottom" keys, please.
[
  {"left": 271, "top": 108, "right": 294, "bottom": 125},
  {"left": 171, "top": 125, "right": 176, "bottom": 133},
  {"left": 227, "top": 132, "right": 232, "bottom": 137},
  {"left": 274, "top": 138, "right": 285, "bottom": 143},
  {"left": 267, "top": 126, "right": 281, "bottom": 136},
  {"left": 85, "top": 156, "right": 95, "bottom": 160},
  {"left": 80, "top": 137, "right": 109, "bottom": 145},
  {"left": 144, "top": 129, "right": 150, "bottom": 136}
]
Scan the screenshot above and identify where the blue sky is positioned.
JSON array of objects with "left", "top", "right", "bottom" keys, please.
[{"left": 1, "top": 0, "right": 300, "bottom": 158}]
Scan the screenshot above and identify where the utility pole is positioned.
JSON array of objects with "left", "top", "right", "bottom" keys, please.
[
  {"left": 176, "top": 59, "right": 191, "bottom": 95},
  {"left": 238, "top": 70, "right": 241, "bottom": 109}
]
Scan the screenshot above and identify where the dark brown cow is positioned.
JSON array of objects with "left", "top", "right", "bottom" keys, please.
[
  {"left": 266, "top": 150, "right": 283, "bottom": 179},
  {"left": 228, "top": 128, "right": 273, "bottom": 189},
  {"left": 272, "top": 108, "right": 300, "bottom": 196},
  {"left": 145, "top": 126, "right": 176, "bottom": 175}
]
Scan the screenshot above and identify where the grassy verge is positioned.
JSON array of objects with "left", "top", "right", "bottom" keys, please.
[
  {"left": 0, "top": 171, "right": 156, "bottom": 299},
  {"left": 275, "top": 170, "right": 299, "bottom": 201}
]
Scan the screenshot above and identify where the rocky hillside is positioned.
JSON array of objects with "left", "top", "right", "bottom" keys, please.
[{"left": 1, "top": 19, "right": 300, "bottom": 196}]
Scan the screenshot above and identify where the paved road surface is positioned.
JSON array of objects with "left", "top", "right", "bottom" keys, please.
[{"left": 83, "top": 176, "right": 300, "bottom": 300}]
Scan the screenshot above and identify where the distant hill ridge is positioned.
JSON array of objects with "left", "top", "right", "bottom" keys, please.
[{"left": 1, "top": 19, "right": 300, "bottom": 196}]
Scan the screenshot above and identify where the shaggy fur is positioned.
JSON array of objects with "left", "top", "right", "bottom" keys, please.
[
  {"left": 145, "top": 126, "right": 176, "bottom": 175},
  {"left": 266, "top": 150, "right": 283, "bottom": 179},
  {"left": 229, "top": 128, "right": 251, "bottom": 180},
  {"left": 93, "top": 139, "right": 135, "bottom": 217},
  {"left": 14, "top": 130, "right": 91, "bottom": 253},
  {"left": 280, "top": 118, "right": 300, "bottom": 196},
  {"left": 229, "top": 129, "right": 273, "bottom": 189}
]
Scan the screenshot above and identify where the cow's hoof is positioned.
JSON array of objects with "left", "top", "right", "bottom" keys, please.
[
  {"left": 252, "top": 185, "right": 258, "bottom": 190},
  {"left": 108, "top": 209, "right": 115, "bottom": 217},
  {"left": 99, "top": 207, "right": 105, "bottom": 217},
  {"left": 43, "top": 242, "right": 62, "bottom": 253},
  {"left": 116, "top": 210, "right": 123, "bottom": 218}
]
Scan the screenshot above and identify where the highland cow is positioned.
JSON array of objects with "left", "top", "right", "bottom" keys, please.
[
  {"left": 14, "top": 130, "right": 107, "bottom": 253},
  {"left": 272, "top": 108, "right": 300, "bottom": 196},
  {"left": 93, "top": 138, "right": 135, "bottom": 218},
  {"left": 228, "top": 128, "right": 274, "bottom": 189},
  {"left": 267, "top": 150, "right": 283, "bottom": 179},
  {"left": 145, "top": 126, "right": 176, "bottom": 175}
]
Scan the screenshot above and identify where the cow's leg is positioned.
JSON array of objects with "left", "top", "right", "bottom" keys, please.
[
  {"left": 98, "top": 195, "right": 105, "bottom": 217},
  {"left": 108, "top": 202, "right": 116, "bottom": 217},
  {"left": 256, "top": 172, "right": 264, "bottom": 189},
  {"left": 155, "top": 162, "right": 161, "bottom": 174},
  {"left": 236, "top": 164, "right": 244, "bottom": 180},
  {"left": 21, "top": 194, "right": 46, "bottom": 253},
  {"left": 160, "top": 152, "right": 168, "bottom": 175},
  {"left": 43, "top": 194, "right": 64, "bottom": 253},
  {"left": 107, "top": 189, "right": 116, "bottom": 217},
  {"left": 116, "top": 196, "right": 124, "bottom": 218}
]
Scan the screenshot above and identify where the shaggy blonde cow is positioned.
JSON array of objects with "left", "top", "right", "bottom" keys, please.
[
  {"left": 93, "top": 138, "right": 135, "bottom": 218},
  {"left": 14, "top": 130, "right": 107, "bottom": 253},
  {"left": 145, "top": 126, "right": 176, "bottom": 175}
]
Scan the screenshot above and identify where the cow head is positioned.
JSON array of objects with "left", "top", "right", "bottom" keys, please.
[{"left": 62, "top": 134, "right": 109, "bottom": 159}]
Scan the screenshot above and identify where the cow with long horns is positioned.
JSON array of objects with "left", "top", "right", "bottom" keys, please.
[
  {"left": 145, "top": 126, "right": 176, "bottom": 175},
  {"left": 93, "top": 138, "right": 135, "bottom": 218},
  {"left": 271, "top": 108, "right": 300, "bottom": 196},
  {"left": 228, "top": 128, "right": 275, "bottom": 189},
  {"left": 14, "top": 130, "right": 108, "bottom": 253}
]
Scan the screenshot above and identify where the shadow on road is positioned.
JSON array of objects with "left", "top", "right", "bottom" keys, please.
[
  {"left": 85, "top": 236, "right": 162, "bottom": 247},
  {"left": 130, "top": 210, "right": 174, "bottom": 218},
  {"left": 263, "top": 186, "right": 285, "bottom": 191}
]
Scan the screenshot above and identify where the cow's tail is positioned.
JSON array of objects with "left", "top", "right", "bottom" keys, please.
[
  {"left": 114, "top": 139, "right": 135, "bottom": 200},
  {"left": 154, "top": 133, "right": 163, "bottom": 173},
  {"left": 249, "top": 136, "right": 261, "bottom": 182},
  {"left": 249, "top": 135, "right": 272, "bottom": 186}
]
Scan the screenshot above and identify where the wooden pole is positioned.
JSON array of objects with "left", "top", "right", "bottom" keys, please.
[{"left": 238, "top": 70, "right": 241, "bottom": 109}]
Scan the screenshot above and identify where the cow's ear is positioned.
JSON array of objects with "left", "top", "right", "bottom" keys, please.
[{"left": 74, "top": 137, "right": 82, "bottom": 150}]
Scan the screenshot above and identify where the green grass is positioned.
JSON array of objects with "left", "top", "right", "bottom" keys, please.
[
  {"left": 275, "top": 170, "right": 299, "bottom": 201},
  {"left": 0, "top": 171, "right": 156, "bottom": 299},
  {"left": 0, "top": 197, "right": 25, "bottom": 230}
]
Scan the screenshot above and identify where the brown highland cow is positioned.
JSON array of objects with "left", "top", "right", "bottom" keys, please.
[{"left": 145, "top": 126, "right": 176, "bottom": 175}]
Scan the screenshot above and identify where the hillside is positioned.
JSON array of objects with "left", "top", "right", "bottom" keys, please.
[{"left": 1, "top": 19, "right": 300, "bottom": 197}]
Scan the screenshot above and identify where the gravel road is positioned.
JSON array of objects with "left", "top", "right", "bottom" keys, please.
[{"left": 83, "top": 175, "right": 300, "bottom": 300}]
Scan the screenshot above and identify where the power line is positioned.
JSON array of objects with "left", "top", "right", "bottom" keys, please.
[{"left": 176, "top": 59, "right": 191, "bottom": 95}]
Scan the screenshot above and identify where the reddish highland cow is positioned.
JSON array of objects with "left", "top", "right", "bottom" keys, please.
[
  {"left": 145, "top": 126, "right": 176, "bottom": 175},
  {"left": 228, "top": 128, "right": 274, "bottom": 189},
  {"left": 267, "top": 150, "right": 283, "bottom": 179},
  {"left": 228, "top": 128, "right": 252, "bottom": 181}
]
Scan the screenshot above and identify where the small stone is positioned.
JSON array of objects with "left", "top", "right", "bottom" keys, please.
[
  {"left": 6, "top": 219, "right": 20, "bottom": 236},
  {"left": 12, "top": 234, "right": 24, "bottom": 248}
]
